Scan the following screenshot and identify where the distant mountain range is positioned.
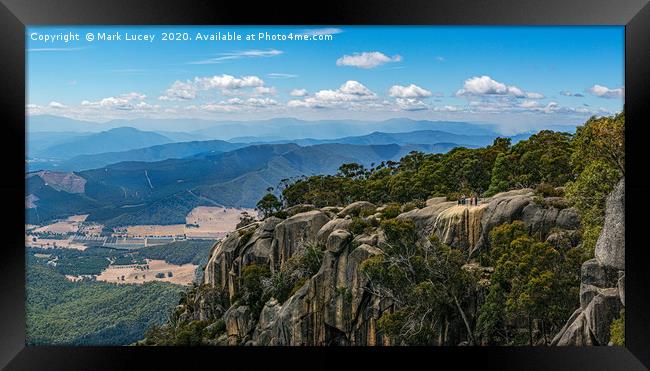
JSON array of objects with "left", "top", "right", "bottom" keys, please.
[
  {"left": 28, "top": 115, "right": 503, "bottom": 138},
  {"left": 31, "top": 127, "right": 174, "bottom": 160},
  {"left": 43, "top": 139, "right": 250, "bottom": 172},
  {"left": 27, "top": 125, "right": 506, "bottom": 172},
  {"left": 26, "top": 142, "right": 456, "bottom": 226},
  {"left": 248, "top": 130, "right": 496, "bottom": 147}
]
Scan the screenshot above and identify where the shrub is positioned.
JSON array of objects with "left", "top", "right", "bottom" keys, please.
[
  {"left": 535, "top": 182, "right": 563, "bottom": 197},
  {"left": 610, "top": 310, "right": 625, "bottom": 346},
  {"left": 380, "top": 203, "right": 402, "bottom": 219},
  {"left": 348, "top": 217, "right": 372, "bottom": 235}
]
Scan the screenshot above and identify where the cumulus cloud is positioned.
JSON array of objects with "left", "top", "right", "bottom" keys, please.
[
  {"left": 189, "top": 49, "right": 283, "bottom": 64},
  {"left": 336, "top": 52, "right": 402, "bottom": 69},
  {"left": 159, "top": 74, "right": 268, "bottom": 101},
  {"left": 159, "top": 81, "right": 197, "bottom": 101},
  {"left": 253, "top": 86, "right": 277, "bottom": 95},
  {"left": 287, "top": 80, "right": 377, "bottom": 108},
  {"left": 290, "top": 89, "right": 308, "bottom": 97},
  {"left": 456, "top": 75, "right": 543, "bottom": 99},
  {"left": 81, "top": 92, "right": 154, "bottom": 111},
  {"left": 588, "top": 84, "right": 624, "bottom": 99},
  {"left": 201, "top": 97, "right": 278, "bottom": 112},
  {"left": 48, "top": 101, "right": 67, "bottom": 109},
  {"left": 518, "top": 100, "right": 542, "bottom": 109},
  {"left": 560, "top": 91, "right": 585, "bottom": 97},
  {"left": 394, "top": 98, "right": 428, "bottom": 111},
  {"left": 195, "top": 75, "right": 264, "bottom": 90},
  {"left": 388, "top": 84, "right": 432, "bottom": 99},
  {"left": 388, "top": 84, "right": 432, "bottom": 111},
  {"left": 433, "top": 105, "right": 462, "bottom": 112}
]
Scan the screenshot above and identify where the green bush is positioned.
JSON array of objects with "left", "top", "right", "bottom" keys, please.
[
  {"left": 348, "top": 217, "right": 372, "bottom": 235},
  {"left": 380, "top": 203, "right": 402, "bottom": 219},
  {"left": 610, "top": 310, "right": 625, "bottom": 346}
]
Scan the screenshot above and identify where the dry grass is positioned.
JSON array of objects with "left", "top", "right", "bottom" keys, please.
[
  {"left": 31, "top": 214, "right": 88, "bottom": 234},
  {"left": 25, "top": 235, "right": 88, "bottom": 251},
  {"left": 124, "top": 224, "right": 186, "bottom": 237},
  {"left": 185, "top": 206, "right": 256, "bottom": 238},
  {"left": 95, "top": 259, "right": 197, "bottom": 286}
]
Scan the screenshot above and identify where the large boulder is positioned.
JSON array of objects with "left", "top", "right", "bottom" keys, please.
[
  {"left": 223, "top": 305, "right": 253, "bottom": 345},
  {"left": 581, "top": 258, "right": 619, "bottom": 288},
  {"left": 399, "top": 188, "right": 579, "bottom": 256},
  {"left": 551, "top": 308, "right": 595, "bottom": 346},
  {"left": 584, "top": 288, "right": 623, "bottom": 345},
  {"left": 271, "top": 210, "right": 330, "bottom": 271},
  {"left": 552, "top": 288, "right": 622, "bottom": 346},
  {"left": 553, "top": 178, "right": 625, "bottom": 346},
  {"left": 203, "top": 222, "right": 260, "bottom": 288},
  {"left": 326, "top": 230, "right": 352, "bottom": 254},
  {"left": 316, "top": 217, "right": 353, "bottom": 245},
  {"left": 203, "top": 218, "right": 281, "bottom": 300},
  {"left": 337, "top": 201, "right": 376, "bottom": 218},
  {"left": 251, "top": 236, "right": 388, "bottom": 346},
  {"left": 595, "top": 178, "right": 625, "bottom": 270}
]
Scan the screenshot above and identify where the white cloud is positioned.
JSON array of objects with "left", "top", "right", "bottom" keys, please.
[
  {"left": 336, "top": 52, "right": 402, "bottom": 69},
  {"left": 268, "top": 73, "right": 298, "bottom": 79},
  {"left": 48, "top": 101, "right": 67, "bottom": 109},
  {"left": 254, "top": 86, "right": 277, "bottom": 95},
  {"left": 189, "top": 49, "right": 283, "bottom": 64},
  {"left": 394, "top": 98, "right": 428, "bottom": 111},
  {"left": 301, "top": 28, "right": 343, "bottom": 36},
  {"left": 290, "top": 89, "right": 308, "bottom": 97},
  {"left": 435, "top": 56, "right": 445, "bottom": 62},
  {"left": 81, "top": 92, "right": 155, "bottom": 111},
  {"left": 588, "top": 84, "right": 624, "bottom": 99},
  {"left": 388, "top": 84, "right": 432, "bottom": 111},
  {"left": 201, "top": 97, "right": 278, "bottom": 112},
  {"left": 195, "top": 75, "right": 264, "bottom": 90},
  {"left": 518, "top": 100, "right": 542, "bottom": 108},
  {"left": 159, "top": 74, "right": 268, "bottom": 101},
  {"left": 159, "top": 81, "right": 197, "bottom": 101},
  {"left": 287, "top": 80, "right": 377, "bottom": 109},
  {"left": 388, "top": 84, "right": 432, "bottom": 99},
  {"left": 560, "top": 91, "right": 584, "bottom": 97},
  {"left": 456, "top": 75, "right": 543, "bottom": 99},
  {"left": 525, "top": 92, "right": 545, "bottom": 99},
  {"left": 433, "top": 105, "right": 462, "bottom": 112}
]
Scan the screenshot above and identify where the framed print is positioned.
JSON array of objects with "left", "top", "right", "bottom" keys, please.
[{"left": 1, "top": 0, "right": 649, "bottom": 369}]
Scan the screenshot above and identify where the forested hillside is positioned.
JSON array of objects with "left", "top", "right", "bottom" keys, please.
[{"left": 26, "top": 240, "right": 215, "bottom": 345}]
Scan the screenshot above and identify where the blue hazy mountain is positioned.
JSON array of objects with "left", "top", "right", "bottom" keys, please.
[
  {"left": 47, "top": 139, "right": 250, "bottom": 172},
  {"left": 28, "top": 115, "right": 503, "bottom": 138},
  {"left": 248, "top": 130, "right": 496, "bottom": 147},
  {"left": 27, "top": 128, "right": 492, "bottom": 172},
  {"left": 32, "top": 127, "right": 175, "bottom": 160}
]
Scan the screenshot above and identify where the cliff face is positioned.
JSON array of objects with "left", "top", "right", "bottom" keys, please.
[
  {"left": 200, "top": 189, "right": 580, "bottom": 346},
  {"left": 552, "top": 178, "right": 625, "bottom": 346}
]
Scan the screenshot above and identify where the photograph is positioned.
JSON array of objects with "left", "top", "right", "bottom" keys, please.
[{"left": 23, "top": 25, "right": 627, "bottom": 347}]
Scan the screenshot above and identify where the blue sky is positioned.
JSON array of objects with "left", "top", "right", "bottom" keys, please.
[{"left": 26, "top": 26, "right": 624, "bottom": 133}]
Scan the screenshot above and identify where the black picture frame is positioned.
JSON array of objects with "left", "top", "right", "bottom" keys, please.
[{"left": 2, "top": 0, "right": 649, "bottom": 369}]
